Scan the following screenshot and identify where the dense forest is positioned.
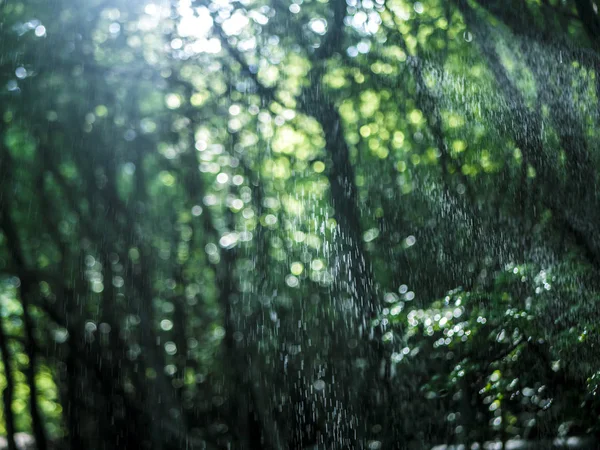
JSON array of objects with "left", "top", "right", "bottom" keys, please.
[{"left": 1, "top": 0, "right": 600, "bottom": 448}]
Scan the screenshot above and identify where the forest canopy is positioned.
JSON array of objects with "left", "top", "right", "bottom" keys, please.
[{"left": 1, "top": 0, "right": 600, "bottom": 449}]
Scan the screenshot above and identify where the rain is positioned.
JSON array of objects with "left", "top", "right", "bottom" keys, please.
[{"left": 0, "top": 0, "right": 600, "bottom": 449}]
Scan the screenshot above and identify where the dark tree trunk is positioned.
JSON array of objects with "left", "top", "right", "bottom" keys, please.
[
  {"left": 0, "top": 149, "right": 49, "bottom": 450},
  {"left": 66, "top": 349, "right": 83, "bottom": 450},
  {"left": 0, "top": 314, "right": 18, "bottom": 450},
  {"left": 20, "top": 285, "right": 49, "bottom": 450}
]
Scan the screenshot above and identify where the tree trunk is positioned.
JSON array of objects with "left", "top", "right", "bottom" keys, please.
[
  {"left": 20, "top": 284, "right": 49, "bottom": 450},
  {"left": 0, "top": 314, "right": 18, "bottom": 450}
]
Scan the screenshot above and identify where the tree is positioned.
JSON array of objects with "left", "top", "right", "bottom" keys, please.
[{"left": 0, "top": 0, "right": 599, "bottom": 448}]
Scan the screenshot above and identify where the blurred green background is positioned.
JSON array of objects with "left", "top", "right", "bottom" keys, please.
[{"left": 1, "top": 0, "right": 600, "bottom": 448}]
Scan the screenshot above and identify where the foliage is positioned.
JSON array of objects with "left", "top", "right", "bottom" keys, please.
[{"left": 0, "top": 0, "right": 599, "bottom": 449}]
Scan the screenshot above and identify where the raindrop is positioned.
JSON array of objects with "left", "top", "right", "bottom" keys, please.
[
  {"left": 34, "top": 25, "right": 46, "bottom": 37},
  {"left": 384, "top": 292, "right": 399, "bottom": 303},
  {"left": 522, "top": 387, "right": 535, "bottom": 397},
  {"left": 219, "top": 233, "right": 238, "bottom": 248},
  {"left": 165, "top": 341, "right": 177, "bottom": 355},
  {"left": 213, "top": 326, "right": 226, "bottom": 339},
  {"left": 309, "top": 18, "right": 327, "bottom": 35},
  {"left": 364, "top": 228, "right": 380, "bottom": 242},
  {"left": 285, "top": 274, "right": 299, "bottom": 287},
  {"left": 53, "top": 328, "right": 69, "bottom": 343},
  {"left": 313, "top": 379, "right": 326, "bottom": 391},
  {"left": 15, "top": 67, "right": 27, "bottom": 79},
  {"left": 85, "top": 321, "right": 97, "bottom": 333},
  {"left": 165, "top": 93, "right": 181, "bottom": 109},
  {"left": 160, "top": 319, "right": 174, "bottom": 331}
]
